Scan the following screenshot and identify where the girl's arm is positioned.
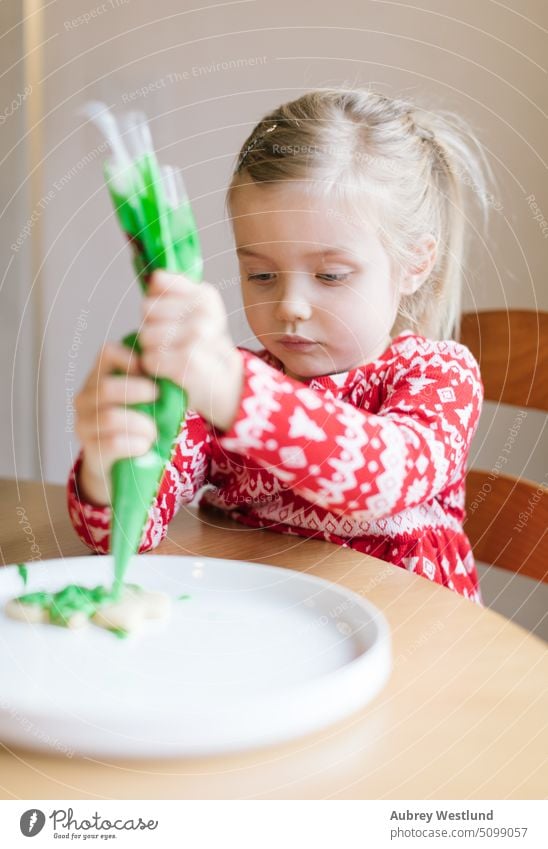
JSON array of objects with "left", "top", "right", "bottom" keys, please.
[
  {"left": 215, "top": 340, "right": 483, "bottom": 521},
  {"left": 67, "top": 410, "right": 212, "bottom": 553}
]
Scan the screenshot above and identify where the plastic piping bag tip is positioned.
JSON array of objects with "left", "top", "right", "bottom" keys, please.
[
  {"left": 79, "top": 99, "right": 110, "bottom": 119},
  {"left": 119, "top": 110, "right": 154, "bottom": 158},
  {"left": 80, "top": 100, "right": 131, "bottom": 171}
]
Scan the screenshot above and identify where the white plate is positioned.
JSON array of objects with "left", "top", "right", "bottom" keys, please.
[{"left": 0, "top": 555, "right": 391, "bottom": 758}]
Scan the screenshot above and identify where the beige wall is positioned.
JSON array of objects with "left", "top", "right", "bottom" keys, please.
[
  {"left": 0, "top": 1, "right": 38, "bottom": 480},
  {"left": 2, "top": 1, "right": 546, "bottom": 632}
]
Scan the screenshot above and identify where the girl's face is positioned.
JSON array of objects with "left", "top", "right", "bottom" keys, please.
[{"left": 230, "top": 178, "right": 403, "bottom": 380}]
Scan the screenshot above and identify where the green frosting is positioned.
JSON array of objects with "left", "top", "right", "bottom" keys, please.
[
  {"left": 13, "top": 574, "right": 147, "bottom": 637},
  {"left": 18, "top": 584, "right": 114, "bottom": 624},
  {"left": 108, "top": 627, "right": 129, "bottom": 640},
  {"left": 12, "top": 561, "right": 185, "bottom": 638}
]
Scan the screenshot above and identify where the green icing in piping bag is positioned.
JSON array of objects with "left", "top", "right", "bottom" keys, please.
[
  {"left": 6, "top": 111, "right": 202, "bottom": 636},
  {"left": 84, "top": 104, "right": 203, "bottom": 598}
]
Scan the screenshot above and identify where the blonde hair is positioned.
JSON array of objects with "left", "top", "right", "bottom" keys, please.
[{"left": 226, "top": 88, "right": 495, "bottom": 340}]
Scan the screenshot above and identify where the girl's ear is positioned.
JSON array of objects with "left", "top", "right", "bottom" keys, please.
[{"left": 399, "top": 234, "right": 437, "bottom": 295}]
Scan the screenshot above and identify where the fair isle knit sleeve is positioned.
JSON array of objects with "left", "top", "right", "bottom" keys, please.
[
  {"left": 66, "top": 409, "right": 212, "bottom": 554},
  {"left": 216, "top": 341, "right": 484, "bottom": 520}
]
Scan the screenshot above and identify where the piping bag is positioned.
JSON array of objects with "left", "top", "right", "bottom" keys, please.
[{"left": 84, "top": 103, "right": 203, "bottom": 599}]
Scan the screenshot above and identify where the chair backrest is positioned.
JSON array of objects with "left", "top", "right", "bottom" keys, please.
[{"left": 460, "top": 310, "right": 548, "bottom": 584}]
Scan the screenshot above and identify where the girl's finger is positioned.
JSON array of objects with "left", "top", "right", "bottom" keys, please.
[
  {"left": 140, "top": 312, "right": 226, "bottom": 351},
  {"left": 78, "top": 344, "right": 146, "bottom": 410},
  {"left": 141, "top": 295, "right": 203, "bottom": 323},
  {"left": 87, "top": 433, "right": 155, "bottom": 463},
  {"left": 94, "top": 341, "right": 143, "bottom": 377},
  {"left": 143, "top": 278, "right": 223, "bottom": 317},
  {"left": 139, "top": 322, "right": 183, "bottom": 348},
  {"left": 78, "top": 376, "right": 159, "bottom": 413},
  {"left": 77, "top": 407, "right": 157, "bottom": 443},
  {"left": 147, "top": 269, "right": 196, "bottom": 295}
]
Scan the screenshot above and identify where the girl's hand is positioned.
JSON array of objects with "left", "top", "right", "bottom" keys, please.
[
  {"left": 139, "top": 270, "right": 244, "bottom": 431},
  {"left": 74, "top": 342, "right": 160, "bottom": 504}
]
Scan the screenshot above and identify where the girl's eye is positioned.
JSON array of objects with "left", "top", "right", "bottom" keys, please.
[
  {"left": 317, "top": 273, "right": 350, "bottom": 282},
  {"left": 247, "top": 273, "right": 275, "bottom": 282},
  {"left": 246, "top": 272, "right": 351, "bottom": 283}
]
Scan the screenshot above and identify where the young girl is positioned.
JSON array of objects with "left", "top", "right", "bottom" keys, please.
[{"left": 68, "top": 88, "right": 491, "bottom": 605}]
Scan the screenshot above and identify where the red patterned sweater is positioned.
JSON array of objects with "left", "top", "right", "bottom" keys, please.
[{"left": 67, "top": 330, "right": 484, "bottom": 604}]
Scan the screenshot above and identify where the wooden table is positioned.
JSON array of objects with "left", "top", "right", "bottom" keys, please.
[{"left": 0, "top": 478, "right": 546, "bottom": 799}]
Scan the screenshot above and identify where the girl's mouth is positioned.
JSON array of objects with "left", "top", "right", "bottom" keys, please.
[{"left": 277, "top": 336, "right": 318, "bottom": 352}]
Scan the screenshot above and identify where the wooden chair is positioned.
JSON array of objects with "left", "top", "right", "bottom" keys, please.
[{"left": 460, "top": 310, "right": 548, "bottom": 584}]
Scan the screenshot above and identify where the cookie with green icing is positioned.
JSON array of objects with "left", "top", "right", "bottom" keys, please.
[{"left": 5, "top": 582, "right": 171, "bottom": 637}]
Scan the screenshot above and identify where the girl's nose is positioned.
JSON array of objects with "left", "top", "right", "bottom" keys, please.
[{"left": 274, "top": 279, "right": 313, "bottom": 324}]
